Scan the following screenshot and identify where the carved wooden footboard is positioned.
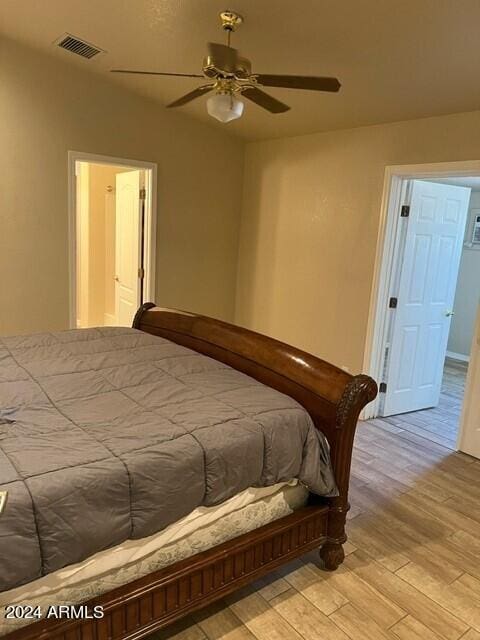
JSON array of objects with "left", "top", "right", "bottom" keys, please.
[{"left": 5, "top": 304, "right": 376, "bottom": 640}]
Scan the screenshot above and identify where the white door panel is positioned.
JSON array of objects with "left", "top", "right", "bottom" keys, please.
[
  {"left": 382, "top": 180, "right": 470, "bottom": 416},
  {"left": 115, "top": 170, "right": 142, "bottom": 327}
]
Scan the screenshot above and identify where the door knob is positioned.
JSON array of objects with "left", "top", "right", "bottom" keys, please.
[
  {"left": 114, "top": 276, "right": 120, "bottom": 282},
  {"left": 445, "top": 310, "right": 455, "bottom": 317}
]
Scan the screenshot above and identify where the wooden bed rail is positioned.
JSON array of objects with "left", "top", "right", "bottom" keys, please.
[{"left": 134, "top": 303, "right": 378, "bottom": 569}]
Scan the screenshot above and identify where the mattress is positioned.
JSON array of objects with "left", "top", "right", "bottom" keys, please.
[
  {"left": 0, "top": 326, "right": 336, "bottom": 592},
  {"left": 0, "top": 480, "right": 308, "bottom": 636}
]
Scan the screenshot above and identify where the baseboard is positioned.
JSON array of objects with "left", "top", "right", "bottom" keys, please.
[{"left": 446, "top": 350, "right": 470, "bottom": 363}]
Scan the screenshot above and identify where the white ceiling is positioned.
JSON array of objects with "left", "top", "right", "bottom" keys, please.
[{"left": 3, "top": 0, "right": 480, "bottom": 141}]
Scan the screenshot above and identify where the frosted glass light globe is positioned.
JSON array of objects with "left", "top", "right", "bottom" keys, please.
[{"left": 206, "top": 93, "right": 244, "bottom": 123}]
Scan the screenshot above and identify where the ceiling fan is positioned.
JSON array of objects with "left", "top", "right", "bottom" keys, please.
[{"left": 111, "top": 10, "right": 341, "bottom": 123}]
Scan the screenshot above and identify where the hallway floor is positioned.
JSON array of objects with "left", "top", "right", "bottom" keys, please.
[{"left": 382, "top": 357, "right": 468, "bottom": 450}]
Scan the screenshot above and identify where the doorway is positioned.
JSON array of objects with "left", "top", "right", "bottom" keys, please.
[
  {"left": 68, "top": 152, "right": 157, "bottom": 328},
  {"left": 364, "top": 161, "right": 480, "bottom": 458}
]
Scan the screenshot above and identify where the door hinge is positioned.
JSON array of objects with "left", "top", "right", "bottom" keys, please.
[
  {"left": 389, "top": 297, "right": 398, "bottom": 309},
  {"left": 138, "top": 267, "right": 145, "bottom": 279},
  {"left": 401, "top": 205, "right": 410, "bottom": 217},
  {"left": 379, "top": 382, "right": 387, "bottom": 393},
  {"left": 139, "top": 187, "right": 146, "bottom": 200}
]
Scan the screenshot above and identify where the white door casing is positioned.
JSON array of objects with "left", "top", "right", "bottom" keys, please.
[
  {"left": 382, "top": 180, "right": 470, "bottom": 416},
  {"left": 115, "top": 170, "right": 142, "bottom": 327},
  {"left": 457, "top": 303, "right": 480, "bottom": 458}
]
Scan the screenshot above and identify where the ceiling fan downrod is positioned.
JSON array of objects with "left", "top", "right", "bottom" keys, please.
[{"left": 220, "top": 10, "right": 243, "bottom": 47}]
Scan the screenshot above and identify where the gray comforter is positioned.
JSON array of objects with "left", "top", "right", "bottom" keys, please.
[{"left": 0, "top": 327, "right": 337, "bottom": 592}]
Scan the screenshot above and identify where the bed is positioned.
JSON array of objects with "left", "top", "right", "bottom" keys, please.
[{"left": 0, "top": 303, "right": 377, "bottom": 640}]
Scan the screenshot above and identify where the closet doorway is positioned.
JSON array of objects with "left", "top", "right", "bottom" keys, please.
[{"left": 68, "top": 152, "right": 157, "bottom": 328}]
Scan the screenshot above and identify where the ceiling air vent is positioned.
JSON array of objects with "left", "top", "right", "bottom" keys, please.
[{"left": 55, "top": 33, "right": 104, "bottom": 59}]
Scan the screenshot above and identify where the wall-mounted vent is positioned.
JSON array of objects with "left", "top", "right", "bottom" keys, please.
[{"left": 55, "top": 33, "right": 104, "bottom": 59}]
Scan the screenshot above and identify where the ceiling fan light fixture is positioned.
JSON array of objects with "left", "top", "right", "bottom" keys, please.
[
  {"left": 112, "top": 10, "right": 341, "bottom": 119},
  {"left": 206, "top": 92, "right": 244, "bottom": 123}
]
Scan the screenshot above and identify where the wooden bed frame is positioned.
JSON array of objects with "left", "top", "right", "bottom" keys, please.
[{"left": 6, "top": 304, "right": 377, "bottom": 640}]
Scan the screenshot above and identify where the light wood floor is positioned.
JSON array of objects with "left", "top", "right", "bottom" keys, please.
[{"left": 153, "top": 360, "right": 480, "bottom": 640}]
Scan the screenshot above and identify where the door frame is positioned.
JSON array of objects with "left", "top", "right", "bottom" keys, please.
[
  {"left": 68, "top": 151, "right": 157, "bottom": 330},
  {"left": 363, "top": 159, "right": 480, "bottom": 424}
]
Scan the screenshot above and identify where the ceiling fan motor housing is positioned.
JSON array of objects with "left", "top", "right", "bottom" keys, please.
[{"left": 203, "top": 55, "right": 251, "bottom": 79}]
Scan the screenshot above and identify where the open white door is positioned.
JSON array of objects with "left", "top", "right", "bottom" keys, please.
[
  {"left": 115, "top": 170, "right": 143, "bottom": 327},
  {"left": 382, "top": 180, "right": 470, "bottom": 416}
]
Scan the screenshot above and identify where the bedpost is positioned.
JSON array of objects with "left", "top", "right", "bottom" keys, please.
[{"left": 319, "top": 374, "right": 377, "bottom": 570}]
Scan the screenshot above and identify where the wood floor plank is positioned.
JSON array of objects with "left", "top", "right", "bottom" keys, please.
[
  {"left": 391, "top": 615, "right": 444, "bottom": 640},
  {"left": 460, "top": 629, "right": 480, "bottom": 640},
  {"left": 418, "top": 539, "right": 480, "bottom": 581},
  {"left": 439, "top": 462, "right": 480, "bottom": 484},
  {"left": 456, "top": 574, "right": 480, "bottom": 598},
  {"left": 313, "top": 561, "right": 406, "bottom": 629},
  {"left": 382, "top": 427, "right": 460, "bottom": 457},
  {"left": 350, "top": 484, "right": 454, "bottom": 539},
  {"left": 400, "top": 491, "right": 480, "bottom": 539},
  {"left": 350, "top": 513, "right": 463, "bottom": 585},
  {"left": 346, "top": 516, "right": 411, "bottom": 572},
  {"left": 269, "top": 589, "right": 351, "bottom": 640},
  {"left": 396, "top": 564, "right": 480, "bottom": 632},
  {"left": 448, "top": 531, "right": 480, "bottom": 557},
  {"left": 358, "top": 423, "right": 454, "bottom": 464},
  {"left": 329, "top": 603, "right": 394, "bottom": 640},
  {"left": 193, "top": 602, "right": 256, "bottom": 640},
  {"left": 405, "top": 464, "right": 480, "bottom": 502},
  {"left": 353, "top": 438, "right": 413, "bottom": 468},
  {"left": 282, "top": 560, "right": 348, "bottom": 615},
  {"left": 387, "top": 420, "right": 456, "bottom": 449},
  {"left": 365, "top": 458, "right": 452, "bottom": 502},
  {"left": 344, "top": 551, "right": 469, "bottom": 640},
  {"left": 153, "top": 619, "right": 207, "bottom": 640},
  {"left": 226, "top": 588, "right": 303, "bottom": 640},
  {"left": 251, "top": 571, "right": 291, "bottom": 602},
  {"left": 363, "top": 417, "right": 404, "bottom": 434},
  {"left": 342, "top": 540, "right": 357, "bottom": 556}
]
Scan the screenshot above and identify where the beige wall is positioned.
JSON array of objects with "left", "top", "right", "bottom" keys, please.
[
  {"left": 448, "top": 190, "right": 480, "bottom": 357},
  {"left": 235, "top": 109, "right": 480, "bottom": 373},
  {"left": 0, "top": 37, "right": 244, "bottom": 335}
]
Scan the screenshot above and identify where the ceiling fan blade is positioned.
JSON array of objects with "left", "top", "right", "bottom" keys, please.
[
  {"left": 111, "top": 69, "right": 204, "bottom": 78},
  {"left": 166, "top": 85, "right": 214, "bottom": 108},
  {"left": 256, "top": 74, "right": 341, "bottom": 92},
  {"left": 207, "top": 42, "right": 239, "bottom": 74},
  {"left": 242, "top": 87, "right": 290, "bottom": 113}
]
